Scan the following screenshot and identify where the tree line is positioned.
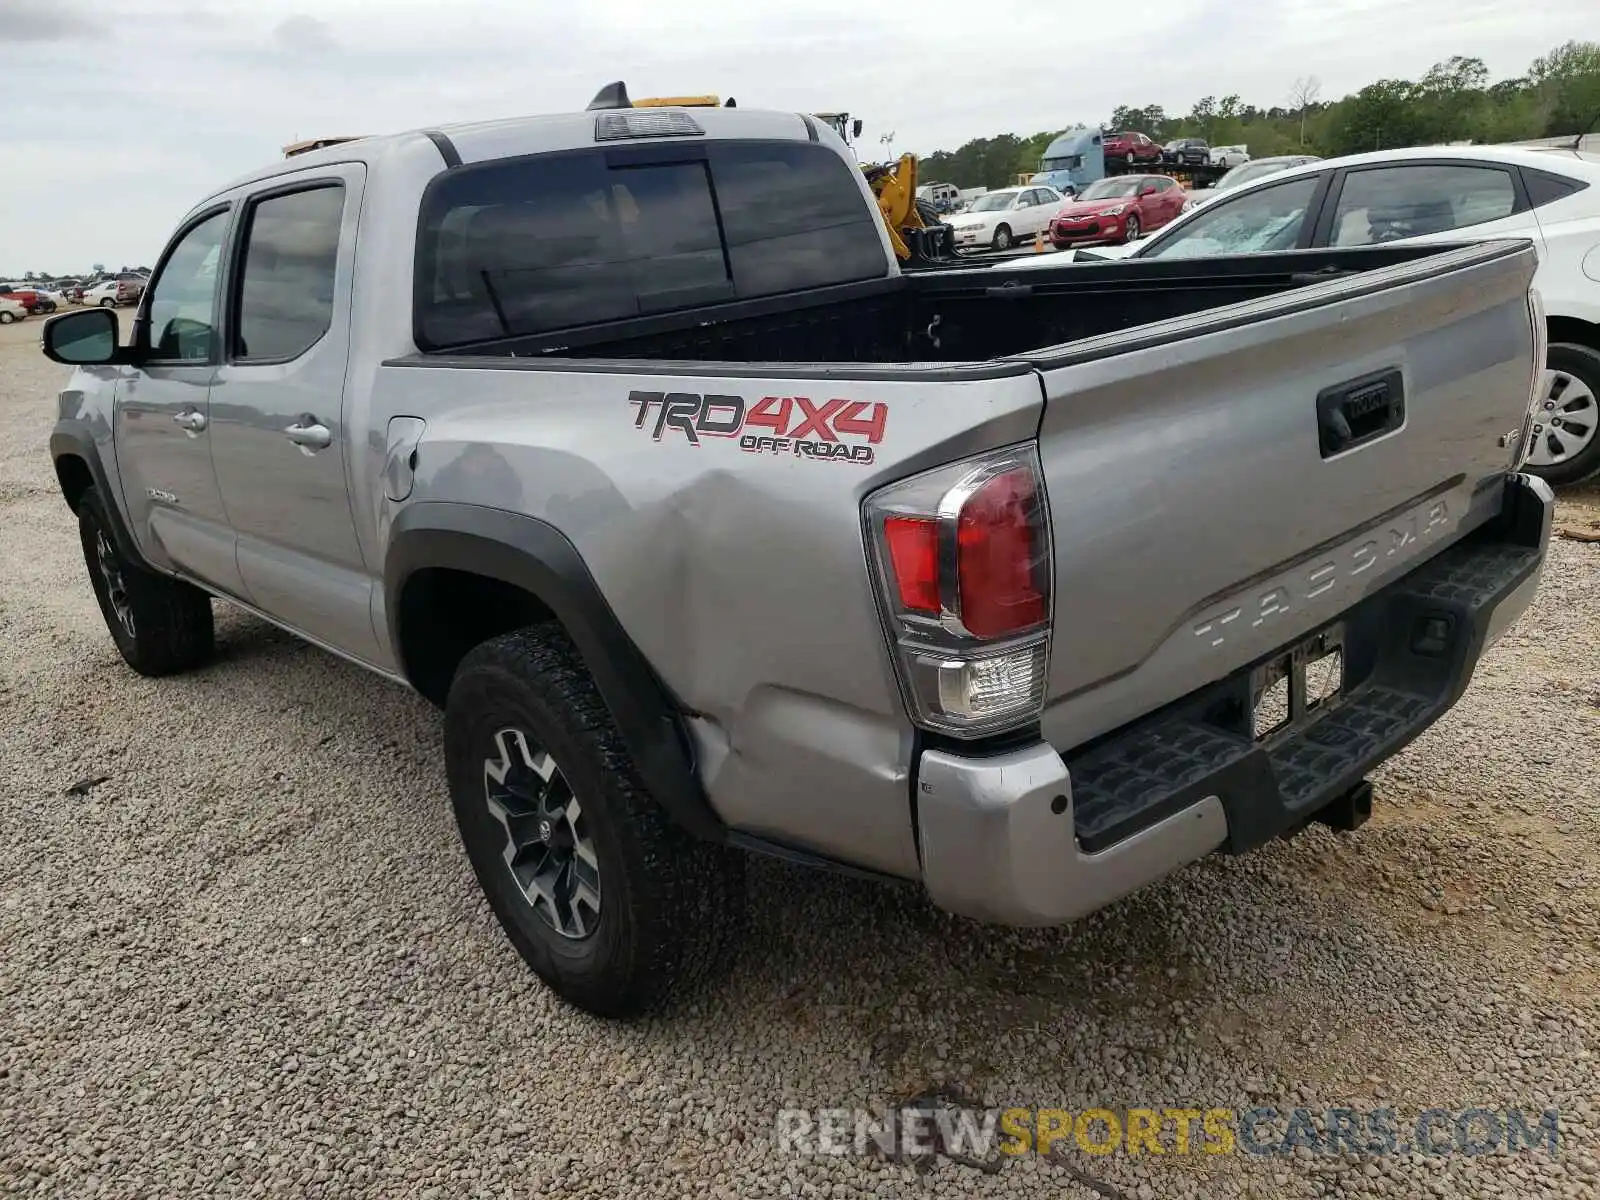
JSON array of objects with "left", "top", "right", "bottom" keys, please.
[
  {"left": 917, "top": 40, "right": 1600, "bottom": 191},
  {"left": 8, "top": 265, "right": 148, "bottom": 284}
]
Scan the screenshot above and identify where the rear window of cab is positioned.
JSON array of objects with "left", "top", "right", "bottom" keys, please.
[{"left": 414, "top": 140, "right": 890, "bottom": 350}]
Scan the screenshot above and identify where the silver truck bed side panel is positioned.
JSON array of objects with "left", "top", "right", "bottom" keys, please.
[{"left": 371, "top": 362, "right": 1048, "bottom": 877}]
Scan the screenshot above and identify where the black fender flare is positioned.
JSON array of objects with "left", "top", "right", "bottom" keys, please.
[
  {"left": 49, "top": 423, "right": 146, "bottom": 568},
  {"left": 384, "top": 502, "right": 726, "bottom": 843}
]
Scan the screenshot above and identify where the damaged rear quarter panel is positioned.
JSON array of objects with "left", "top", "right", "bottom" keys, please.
[{"left": 377, "top": 360, "right": 1046, "bottom": 876}]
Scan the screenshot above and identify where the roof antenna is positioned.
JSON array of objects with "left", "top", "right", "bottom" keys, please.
[
  {"left": 587, "top": 81, "right": 632, "bottom": 111},
  {"left": 724, "top": 97, "right": 737, "bottom": 107}
]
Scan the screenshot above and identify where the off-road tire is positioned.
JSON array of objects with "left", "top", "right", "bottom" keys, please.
[
  {"left": 444, "top": 624, "right": 745, "bottom": 1017},
  {"left": 77, "top": 486, "right": 214, "bottom": 676}
]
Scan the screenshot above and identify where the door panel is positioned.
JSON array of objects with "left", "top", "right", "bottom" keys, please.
[
  {"left": 114, "top": 206, "right": 247, "bottom": 595},
  {"left": 209, "top": 165, "right": 381, "bottom": 664},
  {"left": 1035, "top": 191, "right": 1057, "bottom": 233}
]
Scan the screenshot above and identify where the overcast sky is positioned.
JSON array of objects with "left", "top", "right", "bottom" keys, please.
[{"left": 0, "top": 0, "right": 1591, "bottom": 272}]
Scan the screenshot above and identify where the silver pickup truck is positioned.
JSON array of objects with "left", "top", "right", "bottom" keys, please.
[{"left": 43, "top": 92, "right": 1553, "bottom": 1016}]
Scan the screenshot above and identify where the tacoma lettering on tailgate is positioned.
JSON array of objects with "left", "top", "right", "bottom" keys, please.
[
  {"left": 1193, "top": 499, "right": 1452, "bottom": 649},
  {"left": 629, "top": 390, "right": 886, "bottom": 464}
]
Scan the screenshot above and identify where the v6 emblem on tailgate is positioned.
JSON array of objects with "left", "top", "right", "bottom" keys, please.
[{"left": 1192, "top": 500, "right": 1451, "bottom": 649}]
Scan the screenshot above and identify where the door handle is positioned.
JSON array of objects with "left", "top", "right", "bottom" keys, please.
[
  {"left": 285, "top": 416, "right": 333, "bottom": 454},
  {"left": 172, "top": 408, "right": 208, "bottom": 435}
]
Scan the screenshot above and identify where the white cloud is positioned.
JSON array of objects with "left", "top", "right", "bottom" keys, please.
[
  {"left": 272, "top": 14, "right": 338, "bottom": 54},
  {"left": 0, "top": 5, "right": 108, "bottom": 43},
  {"left": 0, "top": 0, "right": 1593, "bottom": 270}
]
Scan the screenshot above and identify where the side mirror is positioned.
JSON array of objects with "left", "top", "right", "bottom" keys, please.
[
  {"left": 41, "top": 307, "right": 123, "bottom": 366},
  {"left": 852, "top": 119, "right": 864, "bottom": 139},
  {"left": 1140, "top": 185, "right": 1158, "bottom": 196}
]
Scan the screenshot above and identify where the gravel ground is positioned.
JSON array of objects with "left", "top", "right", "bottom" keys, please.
[{"left": 2, "top": 312, "right": 1598, "bottom": 1200}]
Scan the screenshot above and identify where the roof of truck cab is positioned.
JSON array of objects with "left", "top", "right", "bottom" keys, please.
[{"left": 207, "top": 106, "right": 819, "bottom": 200}]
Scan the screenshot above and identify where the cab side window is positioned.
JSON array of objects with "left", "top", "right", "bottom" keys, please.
[
  {"left": 145, "top": 210, "right": 229, "bottom": 362},
  {"left": 233, "top": 185, "right": 346, "bottom": 362}
]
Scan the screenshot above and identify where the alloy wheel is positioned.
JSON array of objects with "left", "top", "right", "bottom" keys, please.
[
  {"left": 483, "top": 728, "right": 601, "bottom": 939},
  {"left": 95, "top": 531, "right": 135, "bottom": 638},
  {"left": 1525, "top": 369, "right": 1597, "bottom": 468}
]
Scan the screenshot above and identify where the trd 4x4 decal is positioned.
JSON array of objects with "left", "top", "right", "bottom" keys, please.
[{"left": 629, "top": 391, "right": 886, "bottom": 465}]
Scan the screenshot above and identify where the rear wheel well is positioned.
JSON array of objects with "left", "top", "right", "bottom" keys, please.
[
  {"left": 397, "top": 568, "right": 555, "bottom": 706},
  {"left": 1547, "top": 315, "right": 1600, "bottom": 353},
  {"left": 54, "top": 454, "right": 94, "bottom": 513}
]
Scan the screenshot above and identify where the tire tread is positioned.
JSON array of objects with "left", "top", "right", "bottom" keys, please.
[
  {"left": 446, "top": 624, "right": 743, "bottom": 1016},
  {"left": 78, "top": 487, "right": 213, "bottom": 676}
]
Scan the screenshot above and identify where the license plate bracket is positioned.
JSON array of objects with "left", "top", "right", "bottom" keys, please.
[{"left": 1251, "top": 628, "right": 1345, "bottom": 742}]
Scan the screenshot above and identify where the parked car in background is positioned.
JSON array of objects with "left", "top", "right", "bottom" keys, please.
[
  {"left": 0, "top": 296, "right": 26, "bottom": 324},
  {"left": 1162, "top": 138, "right": 1210, "bottom": 168},
  {"left": 1103, "top": 131, "right": 1163, "bottom": 169},
  {"left": 81, "top": 277, "right": 145, "bottom": 307},
  {"left": 80, "top": 281, "right": 125, "bottom": 308},
  {"left": 0, "top": 284, "right": 52, "bottom": 314},
  {"left": 948, "top": 185, "right": 1066, "bottom": 250},
  {"left": 114, "top": 271, "right": 148, "bottom": 301},
  {"left": 1210, "top": 145, "right": 1250, "bottom": 169},
  {"left": 1183, "top": 155, "right": 1323, "bottom": 211},
  {"left": 1111, "top": 145, "right": 1600, "bottom": 484},
  {"left": 1050, "top": 174, "right": 1186, "bottom": 246}
]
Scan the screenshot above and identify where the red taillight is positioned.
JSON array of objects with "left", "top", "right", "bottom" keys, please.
[
  {"left": 956, "top": 468, "right": 1046, "bottom": 638},
  {"left": 865, "top": 447, "right": 1052, "bottom": 737},
  {"left": 884, "top": 515, "right": 939, "bottom": 613}
]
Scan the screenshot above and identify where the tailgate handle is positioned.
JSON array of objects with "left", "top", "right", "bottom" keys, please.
[{"left": 1317, "top": 369, "right": 1404, "bottom": 458}]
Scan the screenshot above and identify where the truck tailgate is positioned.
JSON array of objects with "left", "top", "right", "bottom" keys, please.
[{"left": 1031, "top": 240, "right": 1541, "bottom": 752}]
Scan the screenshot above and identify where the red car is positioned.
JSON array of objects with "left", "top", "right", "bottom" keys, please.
[
  {"left": 1102, "top": 131, "right": 1163, "bottom": 169},
  {"left": 1049, "top": 174, "right": 1186, "bottom": 246},
  {"left": 0, "top": 284, "right": 51, "bottom": 314}
]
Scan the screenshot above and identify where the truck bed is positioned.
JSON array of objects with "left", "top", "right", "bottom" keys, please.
[{"left": 426, "top": 245, "right": 1478, "bottom": 366}]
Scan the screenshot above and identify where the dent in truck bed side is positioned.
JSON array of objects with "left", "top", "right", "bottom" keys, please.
[
  {"left": 370, "top": 361, "right": 1050, "bottom": 879},
  {"left": 384, "top": 501, "right": 726, "bottom": 842}
]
